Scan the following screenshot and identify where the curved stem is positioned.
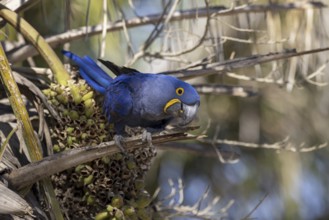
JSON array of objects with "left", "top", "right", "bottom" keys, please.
[
  {"left": 0, "top": 125, "right": 18, "bottom": 161},
  {"left": 0, "top": 5, "right": 69, "bottom": 85}
]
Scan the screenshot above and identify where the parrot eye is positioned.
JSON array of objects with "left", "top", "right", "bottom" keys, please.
[{"left": 176, "top": 87, "right": 184, "bottom": 96}]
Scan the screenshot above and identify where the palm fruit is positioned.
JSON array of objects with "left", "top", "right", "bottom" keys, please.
[{"left": 44, "top": 78, "right": 157, "bottom": 219}]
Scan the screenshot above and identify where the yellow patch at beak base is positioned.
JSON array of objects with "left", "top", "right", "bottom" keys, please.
[{"left": 164, "top": 98, "right": 181, "bottom": 113}]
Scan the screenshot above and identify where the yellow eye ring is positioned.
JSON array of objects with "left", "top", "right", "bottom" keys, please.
[{"left": 176, "top": 87, "right": 184, "bottom": 96}]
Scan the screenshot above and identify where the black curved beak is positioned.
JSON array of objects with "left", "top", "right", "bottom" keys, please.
[{"left": 166, "top": 101, "right": 200, "bottom": 126}]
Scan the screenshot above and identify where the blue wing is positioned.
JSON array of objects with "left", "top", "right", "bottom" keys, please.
[{"left": 103, "top": 81, "right": 133, "bottom": 133}]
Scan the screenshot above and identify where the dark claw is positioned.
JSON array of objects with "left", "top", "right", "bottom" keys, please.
[
  {"left": 113, "top": 135, "right": 126, "bottom": 153},
  {"left": 142, "top": 130, "right": 153, "bottom": 147}
]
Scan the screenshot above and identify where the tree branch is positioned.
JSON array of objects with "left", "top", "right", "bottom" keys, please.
[
  {"left": 5, "top": 132, "right": 199, "bottom": 191},
  {"left": 6, "top": 1, "right": 326, "bottom": 63},
  {"left": 161, "top": 47, "right": 329, "bottom": 80},
  {"left": 200, "top": 137, "right": 328, "bottom": 152},
  {"left": 193, "top": 84, "right": 257, "bottom": 97}
]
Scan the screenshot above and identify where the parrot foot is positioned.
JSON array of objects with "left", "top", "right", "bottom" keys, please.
[
  {"left": 113, "top": 135, "right": 127, "bottom": 153},
  {"left": 142, "top": 130, "right": 153, "bottom": 147}
]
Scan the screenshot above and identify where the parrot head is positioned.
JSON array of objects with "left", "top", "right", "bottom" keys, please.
[{"left": 161, "top": 76, "right": 200, "bottom": 127}]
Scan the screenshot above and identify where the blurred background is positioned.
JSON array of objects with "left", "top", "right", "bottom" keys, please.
[{"left": 2, "top": 0, "right": 329, "bottom": 219}]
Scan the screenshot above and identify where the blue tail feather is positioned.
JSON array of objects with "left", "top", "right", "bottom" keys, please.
[
  {"left": 83, "top": 55, "right": 113, "bottom": 82},
  {"left": 62, "top": 50, "right": 112, "bottom": 93},
  {"left": 79, "top": 68, "right": 106, "bottom": 94}
]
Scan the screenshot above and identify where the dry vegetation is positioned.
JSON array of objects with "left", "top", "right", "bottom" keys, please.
[{"left": 1, "top": 0, "right": 329, "bottom": 219}]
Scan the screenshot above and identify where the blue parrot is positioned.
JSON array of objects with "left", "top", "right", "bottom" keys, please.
[{"left": 62, "top": 50, "right": 200, "bottom": 148}]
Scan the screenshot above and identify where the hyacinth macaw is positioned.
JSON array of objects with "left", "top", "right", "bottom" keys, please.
[{"left": 62, "top": 50, "right": 200, "bottom": 148}]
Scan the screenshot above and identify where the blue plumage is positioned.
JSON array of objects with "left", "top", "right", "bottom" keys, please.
[
  {"left": 62, "top": 51, "right": 111, "bottom": 93},
  {"left": 63, "top": 50, "right": 200, "bottom": 135}
]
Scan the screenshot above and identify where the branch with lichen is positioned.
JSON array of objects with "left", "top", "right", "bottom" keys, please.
[
  {"left": 0, "top": 44, "right": 64, "bottom": 219},
  {"left": 154, "top": 179, "right": 234, "bottom": 219},
  {"left": 0, "top": 44, "right": 42, "bottom": 163}
]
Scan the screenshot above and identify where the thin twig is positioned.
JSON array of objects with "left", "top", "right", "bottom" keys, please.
[
  {"left": 200, "top": 137, "right": 328, "bottom": 152},
  {"left": 226, "top": 72, "right": 286, "bottom": 85},
  {"left": 13, "top": 72, "right": 61, "bottom": 122},
  {"left": 99, "top": 0, "right": 108, "bottom": 59},
  {"left": 160, "top": 47, "right": 329, "bottom": 80},
  {"left": 127, "top": 0, "right": 179, "bottom": 65},
  {"left": 84, "top": 0, "right": 91, "bottom": 40},
  {"left": 193, "top": 84, "right": 257, "bottom": 97},
  {"left": 6, "top": 1, "right": 326, "bottom": 63},
  {"left": 0, "top": 125, "right": 18, "bottom": 161},
  {"left": 241, "top": 193, "right": 269, "bottom": 220},
  {"left": 0, "top": 0, "right": 37, "bottom": 13},
  {"left": 11, "top": 66, "right": 52, "bottom": 76},
  {"left": 157, "top": 0, "right": 211, "bottom": 57},
  {"left": 114, "top": 0, "right": 135, "bottom": 55},
  {"left": 303, "top": 63, "right": 328, "bottom": 86},
  {"left": 155, "top": 178, "right": 233, "bottom": 218}
]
